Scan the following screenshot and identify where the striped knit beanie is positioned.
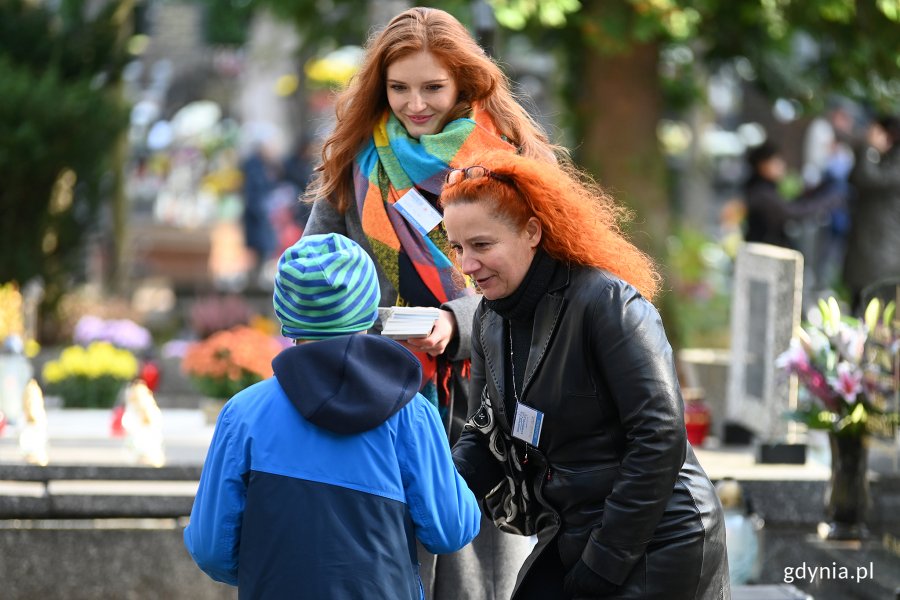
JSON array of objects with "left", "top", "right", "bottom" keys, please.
[{"left": 273, "top": 234, "right": 381, "bottom": 339}]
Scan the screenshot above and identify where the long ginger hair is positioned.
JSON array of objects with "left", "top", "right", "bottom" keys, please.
[
  {"left": 440, "top": 150, "right": 661, "bottom": 301},
  {"left": 306, "top": 6, "right": 563, "bottom": 213}
]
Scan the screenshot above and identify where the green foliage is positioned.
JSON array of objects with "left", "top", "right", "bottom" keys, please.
[
  {"left": 491, "top": 0, "right": 699, "bottom": 49},
  {"left": 664, "top": 227, "right": 732, "bottom": 348},
  {"left": 214, "top": 0, "right": 505, "bottom": 53},
  {"left": 878, "top": 0, "right": 900, "bottom": 21},
  {"left": 187, "top": 372, "right": 264, "bottom": 399},
  {"left": 0, "top": 0, "right": 130, "bottom": 306},
  {"left": 699, "top": 1, "right": 900, "bottom": 111},
  {"left": 659, "top": 44, "right": 703, "bottom": 111},
  {"left": 200, "top": 0, "right": 256, "bottom": 45},
  {"left": 493, "top": 0, "right": 900, "bottom": 111},
  {"left": 44, "top": 374, "right": 128, "bottom": 408},
  {"left": 490, "top": 0, "right": 581, "bottom": 30},
  {"left": 203, "top": 0, "right": 899, "bottom": 112}
]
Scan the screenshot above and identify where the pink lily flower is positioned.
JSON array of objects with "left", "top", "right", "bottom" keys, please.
[
  {"left": 775, "top": 340, "right": 809, "bottom": 371},
  {"left": 828, "top": 361, "right": 863, "bottom": 404}
]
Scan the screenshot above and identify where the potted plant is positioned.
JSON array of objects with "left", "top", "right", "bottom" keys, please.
[
  {"left": 777, "top": 296, "right": 899, "bottom": 540},
  {"left": 181, "top": 326, "right": 283, "bottom": 422},
  {"left": 73, "top": 315, "right": 160, "bottom": 395},
  {"left": 41, "top": 342, "right": 139, "bottom": 408}
]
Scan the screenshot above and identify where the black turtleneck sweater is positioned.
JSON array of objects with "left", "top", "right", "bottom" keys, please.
[{"left": 484, "top": 248, "right": 558, "bottom": 418}]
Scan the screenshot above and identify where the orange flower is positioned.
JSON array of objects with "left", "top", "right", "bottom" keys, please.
[{"left": 182, "top": 326, "right": 283, "bottom": 398}]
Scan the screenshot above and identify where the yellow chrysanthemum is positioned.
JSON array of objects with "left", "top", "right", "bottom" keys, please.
[{"left": 42, "top": 361, "right": 65, "bottom": 384}]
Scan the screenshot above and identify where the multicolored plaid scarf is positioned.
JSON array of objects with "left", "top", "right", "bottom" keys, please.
[{"left": 353, "top": 106, "right": 515, "bottom": 305}]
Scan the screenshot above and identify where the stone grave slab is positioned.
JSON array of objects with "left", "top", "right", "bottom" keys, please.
[{"left": 726, "top": 243, "right": 804, "bottom": 445}]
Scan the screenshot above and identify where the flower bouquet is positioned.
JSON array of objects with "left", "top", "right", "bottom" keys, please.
[
  {"left": 776, "top": 297, "right": 899, "bottom": 437},
  {"left": 181, "top": 326, "right": 283, "bottom": 399},
  {"left": 777, "top": 296, "right": 898, "bottom": 540},
  {"left": 41, "top": 342, "right": 139, "bottom": 408}
]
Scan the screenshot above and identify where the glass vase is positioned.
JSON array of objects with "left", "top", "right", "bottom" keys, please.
[{"left": 820, "top": 432, "right": 870, "bottom": 540}]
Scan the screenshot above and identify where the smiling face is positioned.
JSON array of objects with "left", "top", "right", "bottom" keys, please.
[
  {"left": 386, "top": 51, "right": 459, "bottom": 138},
  {"left": 444, "top": 201, "right": 542, "bottom": 300}
]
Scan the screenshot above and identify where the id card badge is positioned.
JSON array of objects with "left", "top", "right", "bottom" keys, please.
[
  {"left": 393, "top": 188, "right": 443, "bottom": 236},
  {"left": 512, "top": 402, "right": 544, "bottom": 446}
]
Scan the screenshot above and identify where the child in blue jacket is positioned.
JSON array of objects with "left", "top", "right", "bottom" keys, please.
[{"left": 184, "top": 233, "right": 481, "bottom": 599}]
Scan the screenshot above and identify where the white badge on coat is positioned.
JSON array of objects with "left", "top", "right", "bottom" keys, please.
[
  {"left": 393, "top": 188, "right": 443, "bottom": 236},
  {"left": 512, "top": 402, "right": 544, "bottom": 446}
]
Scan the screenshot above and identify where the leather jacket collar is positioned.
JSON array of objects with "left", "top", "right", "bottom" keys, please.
[{"left": 479, "top": 263, "right": 572, "bottom": 427}]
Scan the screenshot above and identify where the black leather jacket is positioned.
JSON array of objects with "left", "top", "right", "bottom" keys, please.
[{"left": 453, "top": 265, "right": 729, "bottom": 599}]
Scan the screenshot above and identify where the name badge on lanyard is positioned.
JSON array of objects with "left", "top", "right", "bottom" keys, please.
[
  {"left": 393, "top": 188, "right": 443, "bottom": 236},
  {"left": 511, "top": 402, "right": 544, "bottom": 446}
]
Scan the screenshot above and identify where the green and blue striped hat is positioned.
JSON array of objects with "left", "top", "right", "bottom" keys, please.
[{"left": 273, "top": 234, "right": 381, "bottom": 340}]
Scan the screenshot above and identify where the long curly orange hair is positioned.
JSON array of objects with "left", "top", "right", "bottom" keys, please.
[
  {"left": 306, "top": 7, "right": 563, "bottom": 213},
  {"left": 440, "top": 150, "right": 661, "bottom": 301}
]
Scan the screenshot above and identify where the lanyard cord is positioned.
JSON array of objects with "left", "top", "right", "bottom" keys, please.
[
  {"left": 509, "top": 323, "right": 530, "bottom": 464},
  {"left": 508, "top": 324, "right": 519, "bottom": 403}
]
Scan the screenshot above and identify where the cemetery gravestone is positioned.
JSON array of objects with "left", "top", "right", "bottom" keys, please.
[{"left": 726, "top": 243, "right": 804, "bottom": 451}]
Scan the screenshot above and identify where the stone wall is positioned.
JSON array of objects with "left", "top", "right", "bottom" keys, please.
[{"left": 0, "top": 518, "right": 234, "bottom": 600}]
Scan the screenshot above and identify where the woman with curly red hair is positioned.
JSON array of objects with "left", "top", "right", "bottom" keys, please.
[
  {"left": 302, "top": 7, "right": 563, "bottom": 599},
  {"left": 443, "top": 150, "right": 730, "bottom": 599}
]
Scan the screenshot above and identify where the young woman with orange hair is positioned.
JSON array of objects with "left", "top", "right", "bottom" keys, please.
[
  {"left": 443, "top": 150, "right": 730, "bottom": 599},
  {"left": 302, "top": 7, "right": 563, "bottom": 600}
]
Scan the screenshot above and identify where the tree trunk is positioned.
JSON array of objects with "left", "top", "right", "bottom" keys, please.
[
  {"left": 576, "top": 38, "right": 669, "bottom": 255},
  {"left": 571, "top": 17, "right": 683, "bottom": 346}
]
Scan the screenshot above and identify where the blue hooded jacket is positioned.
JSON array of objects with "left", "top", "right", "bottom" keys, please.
[{"left": 184, "top": 334, "right": 480, "bottom": 599}]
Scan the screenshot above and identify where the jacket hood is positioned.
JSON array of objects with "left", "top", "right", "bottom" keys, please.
[{"left": 272, "top": 334, "right": 422, "bottom": 434}]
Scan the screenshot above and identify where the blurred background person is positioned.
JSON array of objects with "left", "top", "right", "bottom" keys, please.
[
  {"left": 281, "top": 136, "right": 316, "bottom": 232},
  {"left": 742, "top": 140, "right": 841, "bottom": 251},
  {"left": 842, "top": 115, "right": 900, "bottom": 311},
  {"left": 802, "top": 101, "right": 857, "bottom": 290},
  {"left": 240, "top": 122, "right": 283, "bottom": 290}
]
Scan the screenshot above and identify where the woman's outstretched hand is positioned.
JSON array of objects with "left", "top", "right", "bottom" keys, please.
[{"left": 402, "top": 309, "right": 457, "bottom": 357}]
